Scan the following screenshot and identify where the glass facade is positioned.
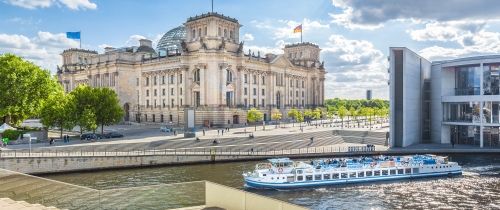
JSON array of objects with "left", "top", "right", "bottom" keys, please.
[
  {"left": 483, "top": 64, "right": 500, "bottom": 95},
  {"left": 483, "top": 102, "right": 500, "bottom": 124},
  {"left": 455, "top": 65, "right": 481, "bottom": 95},
  {"left": 450, "top": 125, "right": 480, "bottom": 146},
  {"left": 443, "top": 102, "right": 480, "bottom": 123},
  {"left": 483, "top": 126, "right": 500, "bottom": 147}
]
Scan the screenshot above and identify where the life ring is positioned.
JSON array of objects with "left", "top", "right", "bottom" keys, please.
[{"left": 278, "top": 167, "right": 283, "bottom": 173}]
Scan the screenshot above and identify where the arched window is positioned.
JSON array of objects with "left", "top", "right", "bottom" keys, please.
[
  {"left": 224, "top": 29, "right": 227, "bottom": 38},
  {"left": 192, "top": 29, "right": 196, "bottom": 39},
  {"left": 230, "top": 30, "right": 234, "bottom": 39},
  {"left": 226, "top": 69, "right": 233, "bottom": 82},
  {"left": 198, "top": 28, "right": 202, "bottom": 37},
  {"left": 194, "top": 69, "right": 200, "bottom": 82}
]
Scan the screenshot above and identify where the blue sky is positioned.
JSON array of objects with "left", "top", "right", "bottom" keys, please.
[{"left": 2, "top": 0, "right": 500, "bottom": 99}]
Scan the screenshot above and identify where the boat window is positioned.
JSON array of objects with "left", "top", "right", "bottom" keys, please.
[
  {"left": 382, "top": 170, "right": 388, "bottom": 176},
  {"left": 413, "top": 168, "right": 419, "bottom": 174},
  {"left": 297, "top": 176, "right": 303, "bottom": 181},
  {"left": 341, "top": 173, "right": 348, "bottom": 179},
  {"left": 262, "top": 174, "right": 266, "bottom": 176},
  {"left": 374, "top": 170, "right": 381, "bottom": 176},
  {"left": 397, "top": 169, "right": 404, "bottom": 174},
  {"left": 366, "top": 171, "right": 373, "bottom": 176},
  {"left": 358, "top": 171, "right": 364, "bottom": 177},
  {"left": 323, "top": 174, "right": 331, "bottom": 180},
  {"left": 306, "top": 175, "right": 313, "bottom": 181},
  {"left": 405, "top": 168, "right": 411, "bottom": 174},
  {"left": 297, "top": 170, "right": 303, "bottom": 174},
  {"left": 390, "top": 169, "right": 396, "bottom": 175},
  {"left": 314, "top": 174, "right": 322, "bottom": 181},
  {"left": 349, "top": 172, "right": 356, "bottom": 178},
  {"left": 333, "top": 173, "right": 339, "bottom": 179}
]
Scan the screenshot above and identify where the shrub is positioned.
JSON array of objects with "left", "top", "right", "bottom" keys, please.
[{"left": 2, "top": 130, "right": 24, "bottom": 141}]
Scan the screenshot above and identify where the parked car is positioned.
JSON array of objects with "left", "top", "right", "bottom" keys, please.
[
  {"left": 80, "top": 133, "right": 102, "bottom": 140},
  {"left": 160, "top": 126, "right": 173, "bottom": 132},
  {"left": 103, "top": 132, "right": 124, "bottom": 139}
]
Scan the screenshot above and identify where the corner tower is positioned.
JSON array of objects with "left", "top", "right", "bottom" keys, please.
[{"left": 284, "top": 42, "right": 321, "bottom": 68}]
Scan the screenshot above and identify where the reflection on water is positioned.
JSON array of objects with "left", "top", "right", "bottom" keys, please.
[{"left": 43, "top": 154, "right": 500, "bottom": 209}]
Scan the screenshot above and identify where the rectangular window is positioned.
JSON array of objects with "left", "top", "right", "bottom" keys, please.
[
  {"left": 397, "top": 169, "right": 404, "bottom": 175},
  {"left": 374, "top": 170, "right": 381, "bottom": 176},
  {"left": 297, "top": 176, "right": 303, "bottom": 181},
  {"left": 171, "top": 88, "right": 174, "bottom": 96},
  {"left": 253, "top": 75, "right": 257, "bottom": 84},
  {"left": 314, "top": 174, "right": 322, "bottom": 181},
  {"left": 179, "top": 74, "right": 183, "bottom": 84},
  {"left": 154, "top": 89, "right": 157, "bottom": 96},
  {"left": 180, "top": 98, "right": 183, "bottom": 106},
  {"left": 306, "top": 175, "right": 313, "bottom": 181},
  {"left": 162, "top": 99, "right": 165, "bottom": 107},
  {"left": 341, "top": 173, "right": 348, "bottom": 179},
  {"left": 382, "top": 170, "right": 389, "bottom": 176},
  {"left": 170, "top": 75, "right": 174, "bottom": 84},
  {"left": 405, "top": 168, "right": 411, "bottom": 174},
  {"left": 261, "top": 99, "right": 265, "bottom": 107},
  {"left": 358, "top": 171, "right": 364, "bottom": 178},
  {"left": 253, "top": 88, "right": 256, "bottom": 96},
  {"left": 244, "top": 74, "right": 248, "bottom": 83},
  {"left": 154, "top": 76, "right": 157, "bottom": 85},
  {"left": 262, "top": 89, "right": 265, "bottom": 96},
  {"left": 162, "top": 76, "right": 165, "bottom": 84},
  {"left": 302, "top": 81, "right": 304, "bottom": 88},
  {"left": 349, "top": 172, "right": 356, "bottom": 178},
  {"left": 171, "top": 99, "right": 174, "bottom": 107},
  {"left": 146, "top": 100, "right": 150, "bottom": 107},
  {"left": 162, "top": 89, "right": 165, "bottom": 96},
  {"left": 323, "top": 174, "right": 330, "bottom": 180},
  {"left": 253, "top": 99, "right": 256, "bottom": 107},
  {"left": 262, "top": 76, "right": 265, "bottom": 85},
  {"left": 333, "top": 173, "right": 339, "bottom": 179},
  {"left": 146, "top": 90, "right": 149, "bottom": 96},
  {"left": 390, "top": 169, "right": 396, "bottom": 175},
  {"left": 244, "top": 88, "right": 247, "bottom": 95},
  {"left": 146, "top": 77, "right": 149, "bottom": 86},
  {"left": 180, "top": 88, "right": 183, "bottom": 95},
  {"left": 366, "top": 171, "right": 373, "bottom": 176}
]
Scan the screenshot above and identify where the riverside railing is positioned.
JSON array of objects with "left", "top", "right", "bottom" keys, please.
[{"left": 0, "top": 144, "right": 383, "bottom": 158}]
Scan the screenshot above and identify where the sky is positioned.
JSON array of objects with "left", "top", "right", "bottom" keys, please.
[{"left": 2, "top": 0, "right": 500, "bottom": 99}]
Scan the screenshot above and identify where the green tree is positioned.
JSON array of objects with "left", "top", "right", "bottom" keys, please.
[
  {"left": 80, "top": 108, "right": 97, "bottom": 132},
  {"left": 303, "top": 109, "right": 313, "bottom": 125},
  {"left": 287, "top": 108, "right": 301, "bottom": 127},
  {"left": 70, "top": 85, "right": 97, "bottom": 134},
  {"left": 0, "top": 54, "right": 59, "bottom": 125},
  {"left": 40, "top": 89, "right": 76, "bottom": 139},
  {"left": 247, "top": 108, "right": 263, "bottom": 131},
  {"left": 271, "top": 109, "right": 282, "bottom": 128},
  {"left": 94, "top": 88, "right": 124, "bottom": 134},
  {"left": 350, "top": 107, "right": 360, "bottom": 128},
  {"left": 337, "top": 106, "right": 348, "bottom": 129}
]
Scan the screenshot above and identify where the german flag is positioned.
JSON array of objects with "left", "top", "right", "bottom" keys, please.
[{"left": 293, "top": 24, "right": 302, "bottom": 33}]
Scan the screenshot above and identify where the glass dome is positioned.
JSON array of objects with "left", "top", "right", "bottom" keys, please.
[{"left": 156, "top": 26, "right": 187, "bottom": 52}]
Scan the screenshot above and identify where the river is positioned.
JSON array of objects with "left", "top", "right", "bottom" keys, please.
[{"left": 43, "top": 154, "right": 500, "bottom": 209}]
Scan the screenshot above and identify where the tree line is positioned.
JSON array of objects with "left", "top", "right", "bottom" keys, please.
[{"left": 0, "top": 54, "right": 124, "bottom": 140}]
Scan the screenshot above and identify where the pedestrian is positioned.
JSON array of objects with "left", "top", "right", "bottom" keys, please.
[
  {"left": 217, "top": 129, "right": 220, "bottom": 135},
  {"left": 203, "top": 129, "right": 205, "bottom": 136},
  {"left": 49, "top": 138, "right": 54, "bottom": 145},
  {"left": 222, "top": 129, "right": 224, "bottom": 136},
  {"left": 251, "top": 148, "right": 254, "bottom": 153}
]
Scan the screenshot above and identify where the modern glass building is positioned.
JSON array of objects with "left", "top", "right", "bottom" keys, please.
[{"left": 389, "top": 47, "right": 500, "bottom": 148}]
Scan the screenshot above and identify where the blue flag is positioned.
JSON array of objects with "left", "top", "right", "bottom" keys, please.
[{"left": 66, "top": 32, "right": 80, "bottom": 39}]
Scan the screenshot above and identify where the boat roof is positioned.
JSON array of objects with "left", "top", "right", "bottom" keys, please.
[{"left": 268, "top": 158, "right": 293, "bottom": 163}]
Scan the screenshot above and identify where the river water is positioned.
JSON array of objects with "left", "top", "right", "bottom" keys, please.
[{"left": 43, "top": 154, "right": 500, "bottom": 209}]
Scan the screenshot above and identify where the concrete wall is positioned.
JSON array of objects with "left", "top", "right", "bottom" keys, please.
[
  {"left": 0, "top": 154, "right": 259, "bottom": 174},
  {"left": 431, "top": 64, "right": 443, "bottom": 144},
  {"left": 205, "top": 181, "right": 306, "bottom": 210}
]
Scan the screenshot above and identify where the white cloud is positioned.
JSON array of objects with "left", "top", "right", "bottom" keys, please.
[
  {"left": 252, "top": 18, "right": 329, "bottom": 40},
  {"left": 242, "top": 33, "right": 254, "bottom": 42},
  {"left": 321, "top": 35, "right": 388, "bottom": 99},
  {"left": 4, "top": 0, "right": 97, "bottom": 10},
  {"left": 58, "top": 0, "right": 96, "bottom": 10},
  {"left": 125, "top": 35, "right": 146, "bottom": 46},
  {"left": 408, "top": 20, "right": 486, "bottom": 42},
  {"left": 330, "top": 0, "right": 500, "bottom": 30},
  {"left": 0, "top": 31, "right": 79, "bottom": 72}
]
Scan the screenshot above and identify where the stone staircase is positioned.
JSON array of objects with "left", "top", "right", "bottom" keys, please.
[{"left": 0, "top": 197, "right": 60, "bottom": 210}]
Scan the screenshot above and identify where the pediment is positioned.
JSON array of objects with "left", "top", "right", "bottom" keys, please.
[{"left": 270, "top": 55, "right": 293, "bottom": 68}]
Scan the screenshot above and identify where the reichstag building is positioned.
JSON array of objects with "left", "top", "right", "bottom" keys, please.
[{"left": 57, "top": 13, "right": 326, "bottom": 126}]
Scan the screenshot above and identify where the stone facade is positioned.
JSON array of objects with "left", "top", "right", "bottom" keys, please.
[{"left": 57, "top": 13, "right": 326, "bottom": 126}]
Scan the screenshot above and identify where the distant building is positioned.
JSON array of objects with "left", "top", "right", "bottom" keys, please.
[
  {"left": 57, "top": 12, "right": 326, "bottom": 126},
  {"left": 389, "top": 47, "right": 500, "bottom": 148},
  {"left": 366, "top": 90, "right": 372, "bottom": 100}
]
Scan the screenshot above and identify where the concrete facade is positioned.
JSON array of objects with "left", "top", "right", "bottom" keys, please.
[
  {"left": 57, "top": 13, "right": 326, "bottom": 127},
  {"left": 390, "top": 47, "right": 500, "bottom": 148}
]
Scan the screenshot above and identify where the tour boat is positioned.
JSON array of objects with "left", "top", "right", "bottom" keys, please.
[{"left": 243, "top": 155, "right": 462, "bottom": 189}]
